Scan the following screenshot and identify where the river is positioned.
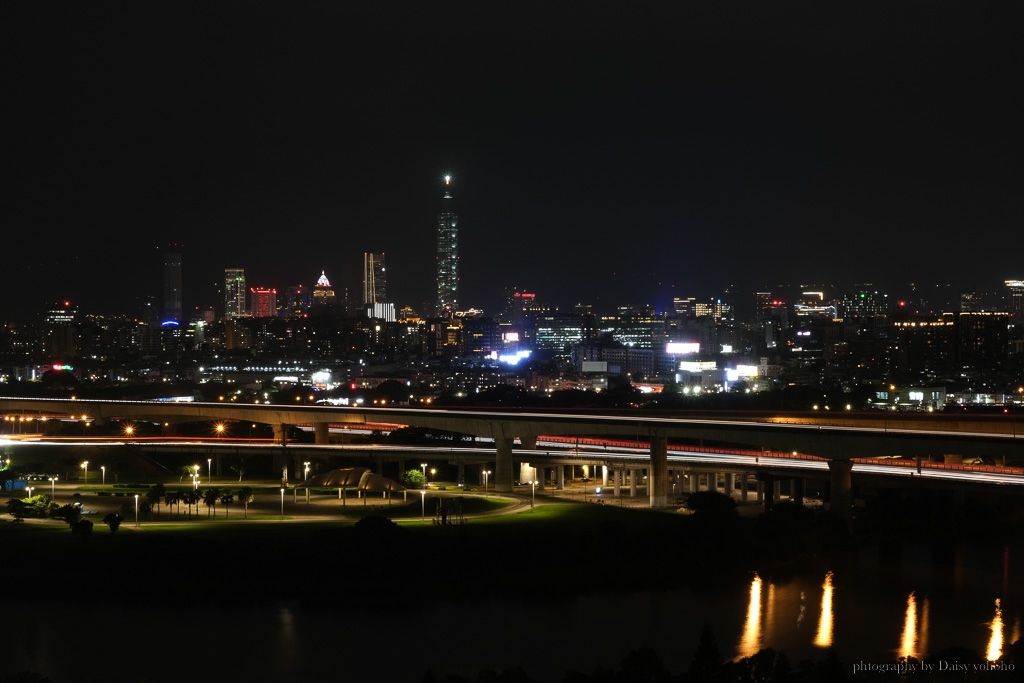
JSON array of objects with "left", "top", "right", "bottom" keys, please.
[{"left": 1, "top": 539, "right": 1020, "bottom": 681}]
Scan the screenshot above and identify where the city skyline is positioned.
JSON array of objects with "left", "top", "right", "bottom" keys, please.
[{"left": 6, "top": 4, "right": 1021, "bottom": 320}]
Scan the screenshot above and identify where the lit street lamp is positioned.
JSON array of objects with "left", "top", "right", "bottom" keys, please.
[
  {"left": 49, "top": 476, "right": 57, "bottom": 499},
  {"left": 483, "top": 469, "right": 491, "bottom": 494},
  {"left": 101, "top": 465, "right": 105, "bottom": 487},
  {"left": 81, "top": 461, "right": 88, "bottom": 486},
  {"left": 304, "top": 462, "right": 311, "bottom": 503},
  {"left": 420, "top": 463, "right": 427, "bottom": 487},
  {"left": 208, "top": 458, "right": 212, "bottom": 484},
  {"left": 430, "top": 468, "right": 436, "bottom": 484},
  {"left": 134, "top": 494, "right": 139, "bottom": 527},
  {"left": 25, "top": 486, "right": 33, "bottom": 499},
  {"left": 420, "top": 489, "right": 425, "bottom": 520},
  {"left": 280, "top": 488, "right": 285, "bottom": 518},
  {"left": 531, "top": 480, "right": 537, "bottom": 508}
]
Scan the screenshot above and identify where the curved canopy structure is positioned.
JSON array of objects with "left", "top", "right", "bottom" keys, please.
[{"left": 298, "top": 467, "right": 404, "bottom": 492}]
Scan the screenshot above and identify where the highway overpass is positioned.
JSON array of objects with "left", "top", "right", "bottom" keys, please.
[{"left": 1, "top": 397, "right": 1021, "bottom": 523}]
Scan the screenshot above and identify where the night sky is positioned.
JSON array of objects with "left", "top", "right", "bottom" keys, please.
[{"left": 6, "top": 2, "right": 1022, "bottom": 320}]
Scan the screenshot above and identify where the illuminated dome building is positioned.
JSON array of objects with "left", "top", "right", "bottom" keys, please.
[{"left": 311, "top": 270, "right": 337, "bottom": 315}]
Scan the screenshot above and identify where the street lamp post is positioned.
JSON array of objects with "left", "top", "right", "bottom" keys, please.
[
  {"left": 280, "top": 488, "right": 285, "bottom": 518},
  {"left": 208, "top": 458, "right": 212, "bottom": 484},
  {"left": 193, "top": 464, "right": 200, "bottom": 490},
  {"left": 134, "top": 494, "right": 139, "bottom": 527},
  {"left": 420, "top": 463, "right": 427, "bottom": 486},
  {"left": 81, "top": 461, "right": 88, "bottom": 486},
  {"left": 421, "top": 489, "right": 425, "bottom": 520},
  {"left": 430, "top": 468, "right": 436, "bottom": 485},
  {"left": 49, "top": 476, "right": 57, "bottom": 500},
  {"left": 483, "top": 469, "right": 491, "bottom": 494},
  {"left": 101, "top": 466, "right": 105, "bottom": 487},
  {"left": 304, "top": 462, "right": 310, "bottom": 503},
  {"left": 26, "top": 486, "right": 33, "bottom": 499},
  {"left": 531, "top": 480, "right": 537, "bottom": 508}
]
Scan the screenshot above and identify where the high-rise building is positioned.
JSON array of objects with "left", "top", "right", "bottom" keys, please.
[
  {"left": 311, "top": 270, "right": 337, "bottom": 314},
  {"left": 363, "top": 252, "right": 387, "bottom": 304},
  {"left": 224, "top": 268, "right": 247, "bottom": 319},
  {"left": 284, "top": 285, "right": 310, "bottom": 318},
  {"left": 436, "top": 176, "right": 459, "bottom": 314},
  {"left": 754, "top": 292, "right": 772, "bottom": 320},
  {"left": 1007, "top": 280, "right": 1024, "bottom": 318},
  {"left": 250, "top": 288, "right": 277, "bottom": 318},
  {"left": 162, "top": 245, "right": 182, "bottom": 322}
]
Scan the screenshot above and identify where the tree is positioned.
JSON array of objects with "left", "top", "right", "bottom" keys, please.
[
  {"left": 686, "top": 623, "right": 723, "bottom": 682},
  {"left": 181, "top": 489, "right": 199, "bottom": 517},
  {"left": 165, "top": 490, "right": 181, "bottom": 516},
  {"left": 230, "top": 460, "right": 249, "bottom": 482},
  {"left": 684, "top": 490, "right": 738, "bottom": 517},
  {"left": 102, "top": 513, "right": 123, "bottom": 534},
  {"left": 202, "top": 487, "right": 220, "bottom": 517},
  {"left": 402, "top": 469, "right": 426, "bottom": 489},
  {"left": 147, "top": 483, "right": 166, "bottom": 516},
  {"left": 219, "top": 490, "right": 234, "bottom": 518},
  {"left": 237, "top": 487, "right": 254, "bottom": 519}
]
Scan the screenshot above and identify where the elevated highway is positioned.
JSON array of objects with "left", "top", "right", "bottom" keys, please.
[{"left": 1, "top": 397, "right": 1021, "bottom": 524}]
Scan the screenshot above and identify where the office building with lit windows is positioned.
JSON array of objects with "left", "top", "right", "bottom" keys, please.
[
  {"left": 162, "top": 246, "right": 182, "bottom": 322},
  {"left": 363, "top": 252, "right": 387, "bottom": 304},
  {"left": 224, "top": 268, "right": 247, "bottom": 319},
  {"left": 250, "top": 288, "right": 277, "bottom": 318},
  {"left": 436, "top": 177, "right": 459, "bottom": 314}
]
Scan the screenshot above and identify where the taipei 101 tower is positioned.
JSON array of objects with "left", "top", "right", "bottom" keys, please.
[{"left": 435, "top": 175, "right": 459, "bottom": 315}]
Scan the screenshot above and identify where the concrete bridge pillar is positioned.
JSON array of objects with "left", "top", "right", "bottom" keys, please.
[
  {"left": 756, "top": 480, "right": 764, "bottom": 503},
  {"left": 601, "top": 465, "right": 608, "bottom": 487},
  {"left": 827, "top": 460, "right": 853, "bottom": 530},
  {"left": 724, "top": 473, "right": 735, "bottom": 497},
  {"left": 761, "top": 476, "right": 776, "bottom": 512},
  {"left": 688, "top": 474, "right": 698, "bottom": 493},
  {"left": 740, "top": 473, "right": 749, "bottom": 502},
  {"left": 294, "top": 455, "right": 309, "bottom": 482},
  {"left": 792, "top": 478, "right": 805, "bottom": 506},
  {"left": 520, "top": 435, "right": 537, "bottom": 450},
  {"left": 272, "top": 423, "right": 289, "bottom": 445},
  {"left": 773, "top": 480, "right": 781, "bottom": 502},
  {"left": 398, "top": 459, "right": 406, "bottom": 480},
  {"left": 707, "top": 473, "right": 717, "bottom": 493},
  {"left": 313, "top": 422, "right": 330, "bottom": 445},
  {"left": 649, "top": 436, "right": 668, "bottom": 508},
  {"left": 557, "top": 465, "right": 565, "bottom": 490},
  {"left": 613, "top": 468, "right": 621, "bottom": 496},
  {"left": 495, "top": 437, "right": 514, "bottom": 493},
  {"left": 537, "top": 467, "right": 545, "bottom": 490},
  {"left": 630, "top": 469, "right": 638, "bottom": 497}
]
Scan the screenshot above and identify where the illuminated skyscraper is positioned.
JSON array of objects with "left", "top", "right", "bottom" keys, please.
[
  {"left": 224, "top": 268, "right": 247, "bottom": 319},
  {"left": 435, "top": 176, "right": 459, "bottom": 314},
  {"left": 363, "top": 252, "right": 387, "bottom": 304},
  {"left": 250, "top": 287, "right": 277, "bottom": 318},
  {"left": 311, "top": 270, "right": 337, "bottom": 315},
  {"left": 162, "top": 245, "right": 182, "bottom": 322},
  {"left": 1007, "top": 280, "right": 1024, "bottom": 318}
]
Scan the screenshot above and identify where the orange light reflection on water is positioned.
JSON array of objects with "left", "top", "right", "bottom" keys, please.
[
  {"left": 737, "top": 574, "right": 763, "bottom": 658},
  {"left": 814, "top": 572, "right": 833, "bottom": 648},
  {"left": 987, "top": 599, "right": 1003, "bottom": 661},
  {"left": 899, "top": 593, "right": 918, "bottom": 659}
]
